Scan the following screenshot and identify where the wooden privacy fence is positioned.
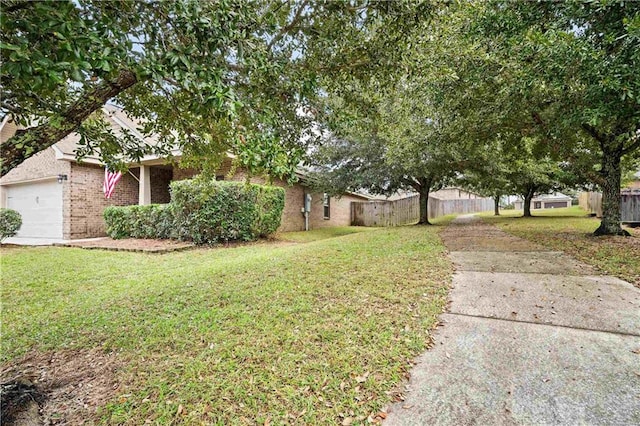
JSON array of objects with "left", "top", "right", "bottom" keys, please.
[
  {"left": 621, "top": 191, "right": 640, "bottom": 223},
  {"left": 351, "top": 195, "right": 494, "bottom": 227},
  {"left": 351, "top": 196, "right": 419, "bottom": 227},
  {"left": 579, "top": 192, "right": 603, "bottom": 217},
  {"left": 578, "top": 191, "right": 640, "bottom": 223},
  {"left": 429, "top": 197, "right": 494, "bottom": 219}
]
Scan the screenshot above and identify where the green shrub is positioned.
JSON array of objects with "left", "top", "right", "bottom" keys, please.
[
  {"left": 171, "top": 178, "right": 285, "bottom": 244},
  {"left": 254, "top": 185, "right": 286, "bottom": 237},
  {"left": 104, "top": 204, "right": 175, "bottom": 239},
  {"left": 0, "top": 208, "right": 22, "bottom": 241},
  {"left": 102, "top": 179, "right": 284, "bottom": 244},
  {"left": 103, "top": 206, "right": 131, "bottom": 239}
]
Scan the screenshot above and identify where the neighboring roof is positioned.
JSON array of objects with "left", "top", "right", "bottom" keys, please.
[
  {"left": 0, "top": 105, "right": 163, "bottom": 166},
  {"left": 532, "top": 192, "right": 572, "bottom": 201},
  {"left": 381, "top": 190, "right": 417, "bottom": 201},
  {"left": 53, "top": 104, "right": 159, "bottom": 162},
  {"left": 430, "top": 187, "right": 488, "bottom": 200},
  {"left": 344, "top": 191, "right": 376, "bottom": 201},
  {"left": 293, "top": 171, "right": 376, "bottom": 200}
]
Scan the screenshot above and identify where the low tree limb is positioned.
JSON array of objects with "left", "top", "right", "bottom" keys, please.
[
  {"left": 1, "top": 69, "right": 138, "bottom": 177},
  {"left": 581, "top": 123, "right": 607, "bottom": 145}
]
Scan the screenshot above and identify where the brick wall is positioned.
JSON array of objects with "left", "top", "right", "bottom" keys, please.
[
  {"left": 66, "top": 159, "right": 362, "bottom": 239},
  {"left": 172, "top": 167, "right": 199, "bottom": 181},
  {"left": 68, "top": 163, "right": 139, "bottom": 239},
  {"left": 0, "top": 147, "right": 70, "bottom": 185},
  {"left": 172, "top": 160, "right": 307, "bottom": 232},
  {"left": 626, "top": 180, "right": 640, "bottom": 190},
  {"left": 151, "top": 167, "right": 173, "bottom": 204},
  {"left": 308, "top": 192, "right": 365, "bottom": 229}
]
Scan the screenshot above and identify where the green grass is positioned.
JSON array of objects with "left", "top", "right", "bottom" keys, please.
[
  {"left": 277, "top": 226, "right": 376, "bottom": 243},
  {"left": 478, "top": 205, "right": 589, "bottom": 218},
  {"left": 480, "top": 207, "right": 640, "bottom": 287},
  {"left": 1, "top": 226, "right": 452, "bottom": 424}
]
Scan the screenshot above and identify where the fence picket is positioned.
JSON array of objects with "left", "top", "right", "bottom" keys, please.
[{"left": 351, "top": 196, "right": 493, "bottom": 227}]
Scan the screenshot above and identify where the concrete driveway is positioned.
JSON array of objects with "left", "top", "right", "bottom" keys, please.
[
  {"left": 3, "top": 236, "right": 68, "bottom": 246},
  {"left": 385, "top": 215, "right": 640, "bottom": 426}
]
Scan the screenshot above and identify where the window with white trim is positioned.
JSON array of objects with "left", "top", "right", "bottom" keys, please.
[{"left": 323, "top": 193, "right": 330, "bottom": 219}]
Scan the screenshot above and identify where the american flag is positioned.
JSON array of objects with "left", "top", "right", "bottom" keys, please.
[{"left": 103, "top": 168, "right": 122, "bottom": 199}]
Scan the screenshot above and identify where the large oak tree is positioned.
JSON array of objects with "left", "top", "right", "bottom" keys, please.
[
  {"left": 1, "top": 0, "right": 431, "bottom": 180},
  {"left": 468, "top": 1, "right": 640, "bottom": 234}
]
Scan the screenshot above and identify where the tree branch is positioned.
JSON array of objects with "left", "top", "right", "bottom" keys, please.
[
  {"left": 621, "top": 131, "right": 640, "bottom": 156},
  {"left": 581, "top": 123, "right": 606, "bottom": 145},
  {"left": 0, "top": 102, "right": 20, "bottom": 114},
  {"left": 1, "top": 69, "right": 138, "bottom": 177},
  {"left": 531, "top": 111, "right": 547, "bottom": 131},
  {"left": 401, "top": 176, "right": 421, "bottom": 191},
  {"left": 3, "top": 1, "right": 32, "bottom": 13},
  {"left": 267, "top": 0, "right": 309, "bottom": 50}
]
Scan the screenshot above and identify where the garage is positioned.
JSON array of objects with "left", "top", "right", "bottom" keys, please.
[
  {"left": 5, "top": 179, "right": 63, "bottom": 239},
  {"left": 544, "top": 201, "right": 570, "bottom": 209}
]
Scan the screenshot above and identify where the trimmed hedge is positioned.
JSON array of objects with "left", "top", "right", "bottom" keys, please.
[
  {"left": 104, "top": 204, "right": 175, "bottom": 240},
  {"left": 103, "top": 179, "right": 285, "bottom": 244},
  {"left": 171, "top": 179, "right": 285, "bottom": 244},
  {"left": 0, "top": 208, "right": 22, "bottom": 241}
]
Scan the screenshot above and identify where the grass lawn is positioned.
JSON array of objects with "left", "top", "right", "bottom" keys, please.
[
  {"left": 1, "top": 225, "right": 452, "bottom": 424},
  {"left": 276, "top": 226, "right": 377, "bottom": 243},
  {"left": 480, "top": 207, "right": 640, "bottom": 287}
]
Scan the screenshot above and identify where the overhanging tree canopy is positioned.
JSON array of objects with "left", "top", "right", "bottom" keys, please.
[{"left": 1, "top": 0, "right": 432, "bottom": 180}]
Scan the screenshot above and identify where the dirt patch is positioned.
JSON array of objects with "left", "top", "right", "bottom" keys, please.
[
  {"left": 1, "top": 349, "right": 123, "bottom": 425},
  {"left": 55, "top": 237, "right": 296, "bottom": 253},
  {"left": 56, "top": 238, "right": 193, "bottom": 253}
]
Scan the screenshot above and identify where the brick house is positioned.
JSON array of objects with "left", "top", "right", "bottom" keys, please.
[{"left": 0, "top": 108, "right": 371, "bottom": 241}]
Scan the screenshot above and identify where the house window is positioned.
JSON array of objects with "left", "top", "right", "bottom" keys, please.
[
  {"left": 534, "top": 201, "right": 542, "bottom": 209},
  {"left": 323, "top": 193, "right": 330, "bottom": 219}
]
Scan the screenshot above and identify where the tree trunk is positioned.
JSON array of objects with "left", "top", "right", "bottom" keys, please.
[
  {"left": 494, "top": 196, "right": 500, "bottom": 216},
  {"left": 523, "top": 189, "right": 534, "bottom": 218},
  {"left": 418, "top": 188, "right": 431, "bottom": 225},
  {"left": 594, "top": 146, "right": 629, "bottom": 236},
  {"left": 1, "top": 69, "right": 138, "bottom": 177}
]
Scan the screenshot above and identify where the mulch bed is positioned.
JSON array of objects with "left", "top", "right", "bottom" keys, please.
[{"left": 55, "top": 238, "right": 194, "bottom": 253}]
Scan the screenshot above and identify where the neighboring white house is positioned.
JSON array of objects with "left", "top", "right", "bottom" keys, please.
[{"left": 513, "top": 192, "right": 573, "bottom": 210}]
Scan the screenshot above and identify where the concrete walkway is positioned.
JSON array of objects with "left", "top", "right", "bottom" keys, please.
[
  {"left": 385, "top": 215, "right": 640, "bottom": 426},
  {"left": 3, "top": 236, "right": 69, "bottom": 246}
]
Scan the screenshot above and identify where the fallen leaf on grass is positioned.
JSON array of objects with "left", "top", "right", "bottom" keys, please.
[
  {"left": 342, "top": 417, "right": 353, "bottom": 425},
  {"left": 177, "top": 404, "right": 185, "bottom": 416},
  {"left": 355, "top": 371, "right": 370, "bottom": 383}
]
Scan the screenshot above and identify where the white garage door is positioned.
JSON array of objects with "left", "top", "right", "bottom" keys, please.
[{"left": 6, "top": 180, "right": 63, "bottom": 239}]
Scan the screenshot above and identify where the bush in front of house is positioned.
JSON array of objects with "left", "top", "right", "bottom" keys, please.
[
  {"left": 254, "top": 184, "right": 286, "bottom": 237},
  {"left": 104, "top": 204, "right": 175, "bottom": 239},
  {"left": 0, "top": 208, "right": 22, "bottom": 242},
  {"left": 103, "top": 179, "right": 285, "bottom": 243},
  {"left": 170, "top": 179, "right": 285, "bottom": 244}
]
